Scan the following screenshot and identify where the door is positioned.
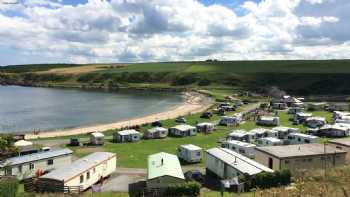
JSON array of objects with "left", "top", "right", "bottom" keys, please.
[{"left": 268, "top": 157, "right": 273, "bottom": 169}]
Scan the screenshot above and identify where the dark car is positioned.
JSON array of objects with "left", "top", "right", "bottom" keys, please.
[
  {"left": 184, "top": 170, "right": 204, "bottom": 183},
  {"left": 69, "top": 138, "right": 80, "bottom": 146},
  {"left": 151, "top": 121, "right": 162, "bottom": 127},
  {"left": 176, "top": 117, "right": 186, "bottom": 123},
  {"left": 200, "top": 112, "right": 213, "bottom": 119}
]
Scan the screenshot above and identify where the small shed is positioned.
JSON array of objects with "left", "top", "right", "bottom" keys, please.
[
  {"left": 196, "top": 122, "right": 215, "bottom": 133},
  {"left": 144, "top": 127, "right": 168, "bottom": 139},
  {"left": 147, "top": 152, "right": 185, "bottom": 189},
  {"left": 90, "top": 132, "right": 105, "bottom": 146},
  {"left": 113, "top": 129, "right": 141, "bottom": 143},
  {"left": 256, "top": 116, "right": 280, "bottom": 126},
  {"left": 305, "top": 117, "right": 327, "bottom": 128},
  {"left": 256, "top": 137, "right": 283, "bottom": 147},
  {"left": 177, "top": 144, "right": 202, "bottom": 163},
  {"left": 169, "top": 125, "right": 197, "bottom": 137},
  {"left": 37, "top": 152, "right": 116, "bottom": 192}
]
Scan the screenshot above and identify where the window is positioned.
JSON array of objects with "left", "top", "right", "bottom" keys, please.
[
  {"left": 336, "top": 146, "right": 342, "bottom": 150},
  {"left": 298, "top": 138, "right": 301, "bottom": 142},
  {"left": 196, "top": 152, "right": 201, "bottom": 156},
  {"left": 5, "top": 168, "right": 12, "bottom": 176},
  {"left": 87, "top": 171, "right": 90, "bottom": 180},
  {"left": 47, "top": 159, "right": 54, "bottom": 165},
  {"left": 93, "top": 168, "right": 96, "bottom": 174},
  {"left": 29, "top": 163, "right": 35, "bottom": 170},
  {"left": 285, "top": 160, "right": 290, "bottom": 164},
  {"left": 304, "top": 139, "right": 310, "bottom": 143},
  {"left": 18, "top": 165, "right": 22, "bottom": 173},
  {"left": 80, "top": 175, "right": 84, "bottom": 183}
]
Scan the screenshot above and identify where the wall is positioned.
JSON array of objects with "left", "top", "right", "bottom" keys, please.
[
  {"left": 328, "top": 143, "right": 350, "bottom": 162},
  {"left": 255, "top": 150, "right": 281, "bottom": 171},
  {"left": 206, "top": 153, "right": 240, "bottom": 179}
]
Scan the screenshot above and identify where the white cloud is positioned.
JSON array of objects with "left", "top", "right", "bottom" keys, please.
[{"left": 0, "top": 0, "right": 349, "bottom": 65}]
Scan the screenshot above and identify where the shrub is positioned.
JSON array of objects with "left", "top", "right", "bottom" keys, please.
[
  {"left": 252, "top": 169, "right": 291, "bottom": 189},
  {"left": 165, "top": 181, "right": 201, "bottom": 197},
  {"left": 198, "top": 79, "right": 211, "bottom": 86},
  {"left": 0, "top": 177, "right": 19, "bottom": 197}
]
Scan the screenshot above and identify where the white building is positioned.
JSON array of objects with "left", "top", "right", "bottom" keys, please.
[
  {"left": 169, "top": 124, "right": 197, "bottom": 137},
  {"left": 256, "top": 137, "right": 283, "bottom": 147},
  {"left": 90, "top": 132, "right": 105, "bottom": 145},
  {"left": 196, "top": 122, "right": 215, "bottom": 133},
  {"left": 177, "top": 144, "right": 202, "bottom": 163},
  {"left": 287, "top": 133, "right": 319, "bottom": 144},
  {"left": 206, "top": 148, "right": 273, "bottom": 180},
  {"left": 307, "top": 102, "right": 327, "bottom": 111},
  {"left": 221, "top": 140, "right": 256, "bottom": 159},
  {"left": 266, "top": 129, "right": 279, "bottom": 138},
  {"left": 38, "top": 152, "right": 116, "bottom": 193},
  {"left": 305, "top": 117, "right": 327, "bottom": 128},
  {"left": 144, "top": 127, "right": 168, "bottom": 139},
  {"left": 256, "top": 116, "right": 280, "bottom": 126},
  {"left": 227, "top": 130, "right": 248, "bottom": 142},
  {"left": 247, "top": 128, "right": 270, "bottom": 142},
  {"left": 113, "top": 129, "right": 141, "bottom": 143},
  {"left": 0, "top": 149, "right": 73, "bottom": 180}
]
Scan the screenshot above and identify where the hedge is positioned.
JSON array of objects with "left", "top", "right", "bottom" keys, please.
[
  {"left": 252, "top": 169, "right": 291, "bottom": 189},
  {"left": 0, "top": 177, "right": 19, "bottom": 197},
  {"left": 165, "top": 181, "right": 201, "bottom": 197}
]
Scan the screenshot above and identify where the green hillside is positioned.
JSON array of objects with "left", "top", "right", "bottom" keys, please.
[{"left": 1, "top": 60, "right": 350, "bottom": 95}]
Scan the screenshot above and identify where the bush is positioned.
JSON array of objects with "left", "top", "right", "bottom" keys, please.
[
  {"left": 165, "top": 181, "right": 201, "bottom": 197},
  {"left": 0, "top": 177, "right": 19, "bottom": 197},
  {"left": 198, "top": 79, "right": 211, "bottom": 86},
  {"left": 252, "top": 169, "right": 291, "bottom": 189}
]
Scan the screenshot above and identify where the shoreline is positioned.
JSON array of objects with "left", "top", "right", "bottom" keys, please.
[{"left": 24, "top": 91, "right": 214, "bottom": 140}]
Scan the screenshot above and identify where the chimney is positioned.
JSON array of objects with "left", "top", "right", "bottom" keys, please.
[{"left": 161, "top": 158, "right": 164, "bottom": 166}]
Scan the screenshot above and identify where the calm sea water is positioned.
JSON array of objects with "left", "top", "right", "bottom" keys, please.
[{"left": 0, "top": 86, "right": 183, "bottom": 133}]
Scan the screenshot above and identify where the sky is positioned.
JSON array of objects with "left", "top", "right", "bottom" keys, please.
[{"left": 0, "top": 0, "right": 349, "bottom": 65}]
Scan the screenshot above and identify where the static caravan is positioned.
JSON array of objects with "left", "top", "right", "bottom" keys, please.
[
  {"left": 169, "top": 124, "right": 197, "bottom": 137},
  {"left": 227, "top": 130, "right": 248, "bottom": 142},
  {"left": 256, "top": 116, "right": 280, "bottom": 126},
  {"left": 256, "top": 137, "right": 283, "bottom": 147},
  {"left": 266, "top": 129, "right": 279, "bottom": 138},
  {"left": 305, "top": 117, "right": 327, "bottom": 128},
  {"left": 272, "top": 102, "right": 288, "bottom": 110},
  {"left": 0, "top": 149, "right": 72, "bottom": 180},
  {"left": 307, "top": 102, "right": 327, "bottom": 111},
  {"left": 196, "top": 122, "right": 215, "bottom": 133},
  {"left": 206, "top": 148, "right": 273, "bottom": 181},
  {"left": 177, "top": 144, "right": 202, "bottom": 163},
  {"left": 316, "top": 124, "right": 350, "bottom": 137},
  {"left": 333, "top": 111, "right": 350, "bottom": 121},
  {"left": 144, "top": 127, "right": 168, "bottom": 139},
  {"left": 284, "top": 97, "right": 303, "bottom": 107},
  {"left": 90, "top": 132, "right": 105, "bottom": 146},
  {"left": 219, "top": 114, "right": 242, "bottom": 126},
  {"left": 113, "top": 129, "right": 141, "bottom": 143},
  {"left": 37, "top": 152, "right": 116, "bottom": 193},
  {"left": 335, "top": 116, "right": 350, "bottom": 124},
  {"left": 294, "top": 112, "right": 313, "bottom": 124},
  {"left": 286, "top": 133, "right": 319, "bottom": 144},
  {"left": 221, "top": 140, "right": 256, "bottom": 159},
  {"left": 247, "top": 128, "right": 270, "bottom": 142},
  {"left": 14, "top": 140, "right": 38, "bottom": 156},
  {"left": 272, "top": 127, "right": 298, "bottom": 139},
  {"left": 329, "top": 103, "right": 349, "bottom": 112},
  {"left": 147, "top": 152, "right": 185, "bottom": 189}
]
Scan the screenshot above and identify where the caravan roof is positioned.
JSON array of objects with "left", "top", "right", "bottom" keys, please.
[
  {"left": 147, "top": 152, "right": 184, "bottom": 180},
  {"left": 180, "top": 144, "right": 202, "bottom": 151}
]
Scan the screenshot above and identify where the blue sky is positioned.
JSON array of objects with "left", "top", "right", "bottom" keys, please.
[{"left": 0, "top": 0, "right": 349, "bottom": 65}]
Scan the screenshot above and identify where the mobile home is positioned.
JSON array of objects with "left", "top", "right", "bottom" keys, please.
[
  {"left": 196, "top": 122, "right": 215, "bottom": 133},
  {"left": 169, "top": 124, "right": 197, "bottom": 137},
  {"left": 307, "top": 102, "right": 327, "bottom": 111},
  {"left": 147, "top": 152, "right": 185, "bottom": 189},
  {"left": 256, "top": 137, "right": 283, "bottom": 147},
  {"left": 37, "top": 152, "right": 116, "bottom": 193},
  {"left": 315, "top": 124, "right": 350, "bottom": 137},
  {"left": 305, "top": 117, "right": 327, "bottom": 128},
  {"left": 272, "top": 126, "right": 298, "bottom": 139},
  {"left": 221, "top": 140, "right": 256, "bottom": 159},
  {"left": 177, "top": 144, "right": 202, "bottom": 163},
  {"left": 256, "top": 116, "right": 280, "bottom": 126},
  {"left": 286, "top": 133, "right": 319, "bottom": 144},
  {"left": 90, "top": 132, "right": 105, "bottom": 145},
  {"left": 294, "top": 112, "right": 313, "bottom": 124},
  {"left": 144, "top": 127, "right": 168, "bottom": 139},
  {"left": 219, "top": 113, "right": 242, "bottom": 126},
  {"left": 113, "top": 129, "right": 141, "bottom": 143},
  {"left": 227, "top": 130, "right": 248, "bottom": 142},
  {"left": 0, "top": 149, "right": 73, "bottom": 180},
  {"left": 247, "top": 128, "right": 270, "bottom": 142}
]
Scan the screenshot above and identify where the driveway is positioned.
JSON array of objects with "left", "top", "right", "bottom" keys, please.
[{"left": 101, "top": 168, "right": 146, "bottom": 192}]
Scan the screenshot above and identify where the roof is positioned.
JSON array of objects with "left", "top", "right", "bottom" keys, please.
[
  {"left": 296, "top": 112, "right": 313, "bottom": 117},
  {"left": 225, "top": 140, "right": 256, "bottom": 148},
  {"left": 228, "top": 130, "right": 247, "bottom": 138},
  {"left": 197, "top": 122, "right": 214, "bottom": 127},
  {"left": 91, "top": 132, "right": 104, "bottom": 137},
  {"left": 249, "top": 128, "right": 270, "bottom": 135},
  {"left": 117, "top": 129, "right": 140, "bottom": 135},
  {"left": 206, "top": 148, "right": 273, "bottom": 175},
  {"left": 256, "top": 144, "right": 346, "bottom": 159},
  {"left": 272, "top": 126, "right": 293, "bottom": 132},
  {"left": 14, "top": 140, "right": 33, "bottom": 147},
  {"left": 306, "top": 117, "right": 326, "bottom": 121},
  {"left": 41, "top": 152, "right": 115, "bottom": 182},
  {"left": 171, "top": 124, "right": 196, "bottom": 131},
  {"left": 329, "top": 138, "right": 350, "bottom": 147},
  {"left": 179, "top": 144, "right": 202, "bottom": 151},
  {"left": 289, "top": 133, "right": 319, "bottom": 139},
  {"left": 0, "top": 149, "right": 73, "bottom": 167},
  {"left": 147, "top": 127, "right": 167, "bottom": 133},
  {"left": 259, "top": 137, "right": 282, "bottom": 143},
  {"left": 259, "top": 116, "right": 278, "bottom": 121},
  {"left": 147, "top": 152, "right": 184, "bottom": 180}
]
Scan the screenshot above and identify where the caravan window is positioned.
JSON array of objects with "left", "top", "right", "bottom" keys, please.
[
  {"left": 196, "top": 152, "right": 201, "bottom": 156},
  {"left": 29, "top": 163, "right": 35, "bottom": 170},
  {"left": 87, "top": 171, "right": 90, "bottom": 180},
  {"left": 80, "top": 175, "right": 84, "bottom": 183},
  {"left": 18, "top": 165, "right": 22, "bottom": 173},
  {"left": 47, "top": 159, "right": 54, "bottom": 165},
  {"left": 304, "top": 139, "right": 310, "bottom": 143}
]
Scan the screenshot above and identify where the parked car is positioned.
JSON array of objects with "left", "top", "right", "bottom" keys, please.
[
  {"left": 200, "top": 112, "right": 213, "bottom": 119},
  {"left": 69, "top": 138, "right": 80, "bottom": 146},
  {"left": 151, "top": 121, "right": 162, "bottom": 127},
  {"left": 176, "top": 117, "right": 187, "bottom": 123},
  {"left": 184, "top": 170, "right": 204, "bottom": 183}
]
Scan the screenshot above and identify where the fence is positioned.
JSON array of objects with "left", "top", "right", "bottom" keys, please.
[{"left": 24, "top": 178, "right": 83, "bottom": 194}]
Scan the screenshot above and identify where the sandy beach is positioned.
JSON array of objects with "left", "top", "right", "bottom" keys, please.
[{"left": 25, "top": 92, "right": 214, "bottom": 139}]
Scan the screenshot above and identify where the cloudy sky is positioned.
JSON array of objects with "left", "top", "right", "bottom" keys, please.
[{"left": 0, "top": 0, "right": 349, "bottom": 65}]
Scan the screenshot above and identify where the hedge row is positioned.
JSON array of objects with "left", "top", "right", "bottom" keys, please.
[
  {"left": 0, "top": 177, "right": 19, "bottom": 197},
  {"left": 165, "top": 181, "right": 201, "bottom": 197}
]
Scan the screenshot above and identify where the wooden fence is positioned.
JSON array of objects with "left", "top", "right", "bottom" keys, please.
[{"left": 24, "top": 178, "right": 83, "bottom": 194}]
